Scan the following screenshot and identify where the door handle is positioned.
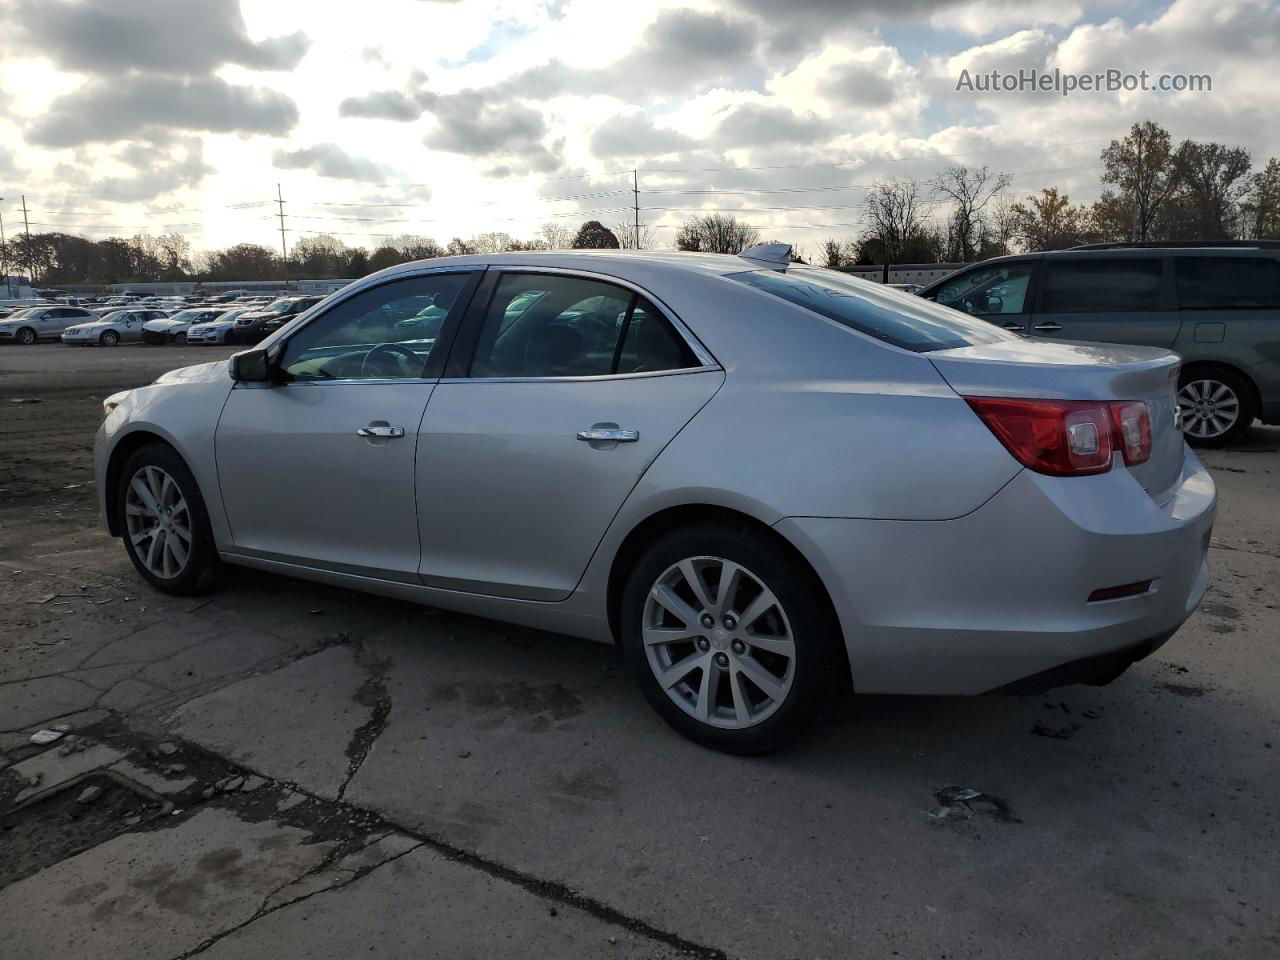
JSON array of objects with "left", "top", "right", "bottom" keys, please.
[
  {"left": 1033, "top": 322, "right": 1063, "bottom": 332},
  {"left": 577, "top": 428, "right": 639, "bottom": 442},
  {"left": 1000, "top": 322, "right": 1023, "bottom": 330},
  {"left": 357, "top": 425, "right": 405, "bottom": 438}
]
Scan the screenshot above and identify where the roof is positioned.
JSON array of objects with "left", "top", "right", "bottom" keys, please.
[{"left": 374, "top": 248, "right": 774, "bottom": 282}]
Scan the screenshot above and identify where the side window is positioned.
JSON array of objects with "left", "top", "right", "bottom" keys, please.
[
  {"left": 1041, "top": 259, "right": 1163, "bottom": 313},
  {"left": 1177, "top": 257, "right": 1280, "bottom": 309},
  {"left": 279, "top": 273, "right": 471, "bottom": 381},
  {"left": 933, "top": 263, "right": 1034, "bottom": 316},
  {"left": 469, "top": 274, "right": 698, "bottom": 378},
  {"left": 616, "top": 299, "right": 699, "bottom": 374}
]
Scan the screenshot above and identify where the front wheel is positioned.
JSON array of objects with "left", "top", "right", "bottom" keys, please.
[
  {"left": 1179, "top": 369, "right": 1256, "bottom": 447},
  {"left": 620, "top": 522, "right": 841, "bottom": 754},
  {"left": 100, "top": 330, "right": 119, "bottom": 347},
  {"left": 16, "top": 327, "right": 36, "bottom": 345},
  {"left": 118, "top": 443, "right": 222, "bottom": 595}
]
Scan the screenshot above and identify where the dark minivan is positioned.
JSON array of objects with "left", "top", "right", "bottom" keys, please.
[{"left": 920, "top": 241, "right": 1280, "bottom": 445}]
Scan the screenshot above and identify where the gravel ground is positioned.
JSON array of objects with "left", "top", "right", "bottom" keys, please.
[{"left": 1, "top": 343, "right": 1277, "bottom": 959}]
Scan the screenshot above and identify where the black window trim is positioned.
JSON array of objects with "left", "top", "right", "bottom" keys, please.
[
  {"left": 265, "top": 266, "right": 485, "bottom": 387},
  {"left": 442, "top": 265, "right": 719, "bottom": 383},
  {"left": 1173, "top": 254, "right": 1280, "bottom": 311}
]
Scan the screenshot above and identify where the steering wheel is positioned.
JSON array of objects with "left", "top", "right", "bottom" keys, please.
[{"left": 361, "top": 342, "right": 421, "bottom": 379}]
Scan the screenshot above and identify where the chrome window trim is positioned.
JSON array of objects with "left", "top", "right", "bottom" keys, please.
[
  {"left": 481, "top": 263, "right": 719, "bottom": 371},
  {"left": 438, "top": 366, "right": 721, "bottom": 385}
]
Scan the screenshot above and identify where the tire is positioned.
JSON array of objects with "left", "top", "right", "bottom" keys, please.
[
  {"left": 100, "top": 330, "right": 119, "bottom": 347},
  {"left": 16, "top": 327, "right": 37, "bottom": 345},
  {"left": 619, "top": 521, "right": 842, "bottom": 755},
  {"left": 117, "top": 443, "right": 222, "bottom": 596},
  {"left": 1179, "top": 367, "right": 1256, "bottom": 447}
]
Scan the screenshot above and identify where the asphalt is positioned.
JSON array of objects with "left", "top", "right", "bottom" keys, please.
[{"left": 1, "top": 343, "right": 1277, "bottom": 959}]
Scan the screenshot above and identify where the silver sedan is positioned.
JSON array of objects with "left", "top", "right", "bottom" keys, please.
[{"left": 94, "top": 248, "right": 1215, "bottom": 752}]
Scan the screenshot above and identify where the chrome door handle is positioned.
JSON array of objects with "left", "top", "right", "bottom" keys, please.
[
  {"left": 1000, "top": 322, "right": 1023, "bottom": 330},
  {"left": 1033, "top": 322, "right": 1063, "bottom": 332},
  {"left": 577, "top": 428, "right": 639, "bottom": 442},
  {"left": 357, "top": 425, "right": 405, "bottom": 438}
]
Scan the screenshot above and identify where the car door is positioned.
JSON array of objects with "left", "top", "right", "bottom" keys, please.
[
  {"left": 33, "top": 308, "right": 60, "bottom": 340},
  {"left": 1028, "top": 255, "right": 1180, "bottom": 346},
  {"left": 926, "top": 259, "right": 1039, "bottom": 334},
  {"left": 215, "top": 269, "right": 481, "bottom": 581},
  {"left": 415, "top": 268, "right": 724, "bottom": 601}
]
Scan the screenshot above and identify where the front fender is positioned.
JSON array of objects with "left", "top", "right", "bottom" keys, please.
[{"left": 95, "top": 373, "right": 235, "bottom": 543}]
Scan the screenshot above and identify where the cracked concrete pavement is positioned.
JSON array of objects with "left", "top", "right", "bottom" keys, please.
[{"left": 2, "top": 344, "right": 1279, "bottom": 958}]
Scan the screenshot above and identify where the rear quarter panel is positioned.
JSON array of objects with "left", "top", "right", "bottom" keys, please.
[{"left": 1172, "top": 307, "right": 1280, "bottom": 421}]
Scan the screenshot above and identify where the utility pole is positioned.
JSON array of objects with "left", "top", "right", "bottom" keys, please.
[
  {"left": 0, "top": 197, "right": 10, "bottom": 298},
  {"left": 633, "top": 170, "right": 642, "bottom": 250},
  {"left": 276, "top": 183, "right": 289, "bottom": 286},
  {"left": 21, "top": 195, "right": 33, "bottom": 287}
]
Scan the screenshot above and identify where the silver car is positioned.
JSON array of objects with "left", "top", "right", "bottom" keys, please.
[
  {"left": 0, "top": 305, "right": 97, "bottom": 343},
  {"left": 94, "top": 248, "right": 1215, "bottom": 753},
  {"left": 62, "top": 309, "right": 169, "bottom": 346},
  {"left": 185, "top": 308, "right": 250, "bottom": 345}
]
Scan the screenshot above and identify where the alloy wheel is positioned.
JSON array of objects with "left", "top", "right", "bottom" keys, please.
[
  {"left": 101, "top": 331, "right": 119, "bottom": 347},
  {"left": 124, "top": 465, "right": 193, "bottom": 579},
  {"left": 642, "top": 556, "right": 796, "bottom": 729},
  {"left": 1179, "top": 379, "right": 1240, "bottom": 440},
  {"left": 17, "top": 328, "right": 35, "bottom": 345}
]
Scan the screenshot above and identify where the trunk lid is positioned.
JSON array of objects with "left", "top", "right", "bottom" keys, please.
[{"left": 929, "top": 339, "right": 1184, "bottom": 503}]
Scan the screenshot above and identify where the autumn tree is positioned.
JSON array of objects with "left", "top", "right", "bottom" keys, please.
[
  {"left": 1099, "top": 120, "right": 1182, "bottom": 241},
  {"left": 1165, "top": 140, "right": 1253, "bottom": 239},
  {"left": 1242, "top": 157, "right": 1280, "bottom": 239},
  {"left": 572, "top": 220, "right": 620, "bottom": 249},
  {"left": 1010, "top": 188, "right": 1091, "bottom": 251}
]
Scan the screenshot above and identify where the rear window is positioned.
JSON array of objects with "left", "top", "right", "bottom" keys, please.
[
  {"left": 1176, "top": 256, "right": 1280, "bottom": 309},
  {"left": 729, "top": 268, "right": 1016, "bottom": 353},
  {"left": 1041, "top": 259, "right": 1163, "bottom": 313}
]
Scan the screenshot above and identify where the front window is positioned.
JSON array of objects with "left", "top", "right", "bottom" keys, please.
[
  {"left": 932, "top": 262, "right": 1035, "bottom": 316},
  {"left": 731, "top": 267, "right": 1017, "bottom": 353},
  {"left": 279, "top": 273, "right": 471, "bottom": 381}
]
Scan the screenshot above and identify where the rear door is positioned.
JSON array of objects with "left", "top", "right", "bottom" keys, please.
[
  {"left": 926, "top": 259, "right": 1038, "bottom": 334},
  {"left": 415, "top": 268, "right": 723, "bottom": 601},
  {"left": 1029, "top": 255, "right": 1180, "bottom": 346}
]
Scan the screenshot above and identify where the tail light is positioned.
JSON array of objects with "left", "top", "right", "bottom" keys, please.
[
  {"left": 967, "top": 397, "right": 1152, "bottom": 477},
  {"left": 1111, "top": 401, "right": 1152, "bottom": 466}
]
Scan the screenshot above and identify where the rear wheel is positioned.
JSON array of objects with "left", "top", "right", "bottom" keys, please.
[
  {"left": 16, "top": 327, "right": 36, "bottom": 345},
  {"left": 99, "top": 330, "right": 119, "bottom": 347},
  {"left": 118, "top": 443, "right": 221, "bottom": 595},
  {"left": 1179, "top": 368, "right": 1256, "bottom": 447},
  {"left": 620, "top": 522, "right": 841, "bottom": 754}
]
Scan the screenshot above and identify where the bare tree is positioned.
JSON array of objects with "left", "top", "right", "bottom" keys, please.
[
  {"left": 538, "top": 221, "right": 574, "bottom": 250},
  {"left": 1099, "top": 120, "right": 1182, "bottom": 241},
  {"left": 819, "top": 238, "right": 848, "bottom": 268},
  {"left": 390, "top": 234, "right": 443, "bottom": 259},
  {"left": 613, "top": 222, "right": 656, "bottom": 250},
  {"left": 674, "top": 213, "right": 759, "bottom": 254},
  {"left": 470, "top": 231, "right": 518, "bottom": 254},
  {"left": 863, "top": 179, "right": 930, "bottom": 262},
  {"left": 930, "top": 165, "right": 1013, "bottom": 262}
]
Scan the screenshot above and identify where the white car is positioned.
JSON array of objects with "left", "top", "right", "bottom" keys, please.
[
  {"left": 0, "top": 305, "right": 97, "bottom": 344},
  {"left": 142, "top": 309, "right": 224, "bottom": 344},
  {"left": 186, "top": 309, "right": 250, "bottom": 345},
  {"left": 62, "top": 309, "right": 169, "bottom": 346}
]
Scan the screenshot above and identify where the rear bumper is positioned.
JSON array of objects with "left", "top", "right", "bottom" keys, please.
[{"left": 777, "top": 444, "right": 1215, "bottom": 695}]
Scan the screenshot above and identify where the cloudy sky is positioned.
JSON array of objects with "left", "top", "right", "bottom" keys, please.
[{"left": 0, "top": 0, "right": 1276, "bottom": 256}]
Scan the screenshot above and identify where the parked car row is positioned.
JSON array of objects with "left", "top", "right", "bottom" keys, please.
[{"left": 0, "top": 294, "right": 330, "bottom": 348}]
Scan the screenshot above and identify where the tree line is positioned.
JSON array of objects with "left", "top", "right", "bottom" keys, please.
[{"left": 4, "top": 119, "right": 1278, "bottom": 286}]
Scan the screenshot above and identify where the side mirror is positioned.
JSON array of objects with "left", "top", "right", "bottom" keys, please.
[{"left": 229, "top": 347, "right": 272, "bottom": 383}]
